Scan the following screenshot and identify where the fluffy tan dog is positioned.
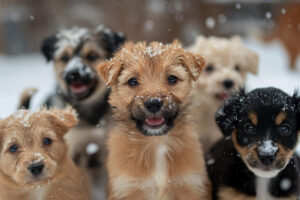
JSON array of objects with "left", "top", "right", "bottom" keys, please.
[
  {"left": 188, "top": 36, "right": 259, "bottom": 151},
  {"left": 0, "top": 107, "right": 90, "bottom": 200},
  {"left": 98, "top": 41, "right": 211, "bottom": 200}
]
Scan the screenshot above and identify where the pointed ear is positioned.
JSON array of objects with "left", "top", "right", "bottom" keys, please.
[
  {"left": 182, "top": 50, "right": 206, "bottom": 81},
  {"left": 97, "top": 58, "right": 123, "bottom": 87},
  {"left": 215, "top": 90, "right": 245, "bottom": 137},
  {"left": 46, "top": 106, "right": 78, "bottom": 135},
  {"left": 41, "top": 34, "right": 58, "bottom": 62}
]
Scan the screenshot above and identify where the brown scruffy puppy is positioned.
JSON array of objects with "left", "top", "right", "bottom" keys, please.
[
  {"left": 98, "top": 41, "right": 211, "bottom": 200},
  {"left": 188, "top": 36, "right": 259, "bottom": 152},
  {"left": 0, "top": 107, "right": 90, "bottom": 200}
]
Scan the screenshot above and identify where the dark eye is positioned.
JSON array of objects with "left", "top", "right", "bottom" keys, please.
[
  {"left": 86, "top": 52, "right": 99, "bottom": 62},
  {"left": 235, "top": 65, "right": 240, "bottom": 72},
  {"left": 205, "top": 64, "right": 214, "bottom": 73},
  {"left": 9, "top": 145, "right": 18, "bottom": 153},
  {"left": 60, "top": 54, "right": 70, "bottom": 63},
  {"left": 167, "top": 75, "right": 178, "bottom": 84},
  {"left": 128, "top": 78, "right": 138, "bottom": 87},
  {"left": 43, "top": 138, "right": 52, "bottom": 145},
  {"left": 279, "top": 124, "right": 291, "bottom": 136},
  {"left": 244, "top": 123, "right": 255, "bottom": 134}
]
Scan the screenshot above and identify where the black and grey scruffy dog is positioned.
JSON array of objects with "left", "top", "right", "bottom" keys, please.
[
  {"left": 207, "top": 87, "right": 300, "bottom": 200},
  {"left": 20, "top": 25, "right": 125, "bottom": 200}
]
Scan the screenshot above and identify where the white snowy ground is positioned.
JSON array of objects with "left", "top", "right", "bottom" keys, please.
[{"left": 0, "top": 38, "right": 300, "bottom": 155}]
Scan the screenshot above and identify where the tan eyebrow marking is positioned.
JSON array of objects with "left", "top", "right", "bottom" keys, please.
[
  {"left": 248, "top": 112, "right": 258, "bottom": 126},
  {"left": 275, "top": 112, "right": 287, "bottom": 125}
]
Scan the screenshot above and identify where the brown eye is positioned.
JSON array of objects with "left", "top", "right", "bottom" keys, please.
[
  {"left": 279, "top": 124, "right": 291, "bottom": 136},
  {"left": 167, "top": 75, "right": 177, "bottom": 85},
  {"left": 128, "top": 78, "right": 138, "bottom": 87},
  {"left": 9, "top": 144, "right": 18, "bottom": 153},
  {"left": 244, "top": 123, "right": 255, "bottom": 134},
  {"left": 60, "top": 54, "right": 70, "bottom": 63},
  {"left": 86, "top": 52, "right": 99, "bottom": 62},
  {"left": 235, "top": 65, "right": 240, "bottom": 72},
  {"left": 205, "top": 64, "right": 214, "bottom": 73}
]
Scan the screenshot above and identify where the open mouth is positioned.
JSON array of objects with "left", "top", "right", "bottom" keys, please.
[
  {"left": 67, "top": 80, "right": 97, "bottom": 100},
  {"left": 215, "top": 92, "right": 230, "bottom": 100},
  {"left": 145, "top": 117, "right": 165, "bottom": 127}
]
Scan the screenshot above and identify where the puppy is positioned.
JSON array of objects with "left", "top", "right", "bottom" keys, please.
[
  {"left": 0, "top": 107, "right": 90, "bottom": 200},
  {"left": 207, "top": 87, "right": 300, "bottom": 199},
  {"left": 188, "top": 36, "right": 259, "bottom": 151},
  {"left": 98, "top": 41, "right": 211, "bottom": 200},
  {"left": 40, "top": 26, "right": 125, "bottom": 198}
]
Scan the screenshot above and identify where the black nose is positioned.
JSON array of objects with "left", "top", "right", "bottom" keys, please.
[
  {"left": 28, "top": 162, "right": 44, "bottom": 176},
  {"left": 223, "top": 79, "right": 234, "bottom": 89},
  {"left": 65, "top": 69, "right": 81, "bottom": 84},
  {"left": 258, "top": 155, "right": 275, "bottom": 165},
  {"left": 144, "top": 98, "right": 163, "bottom": 113}
]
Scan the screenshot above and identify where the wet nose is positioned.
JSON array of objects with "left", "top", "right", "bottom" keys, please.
[
  {"left": 223, "top": 79, "right": 234, "bottom": 89},
  {"left": 144, "top": 98, "right": 163, "bottom": 113},
  {"left": 65, "top": 69, "right": 81, "bottom": 84},
  {"left": 28, "top": 162, "right": 44, "bottom": 176},
  {"left": 258, "top": 155, "right": 275, "bottom": 165}
]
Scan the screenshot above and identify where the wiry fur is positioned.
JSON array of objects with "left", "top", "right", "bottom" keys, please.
[
  {"left": 188, "top": 35, "right": 259, "bottom": 151},
  {"left": 0, "top": 107, "right": 90, "bottom": 200},
  {"left": 98, "top": 41, "right": 211, "bottom": 200}
]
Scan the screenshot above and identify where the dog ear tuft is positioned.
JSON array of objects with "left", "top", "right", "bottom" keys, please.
[
  {"left": 182, "top": 50, "right": 206, "bottom": 81},
  {"left": 97, "top": 58, "right": 123, "bottom": 87},
  {"left": 244, "top": 49, "right": 259, "bottom": 75},
  {"left": 41, "top": 34, "right": 58, "bottom": 62},
  {"left": 46, "top": 106, "right": 78, "bottom": 135},
  {"left": 215, "top": 90, "right": 244, "bottom": 137},
  {"left": 95, "top": 26, "right": 126, "bottom": 58}
]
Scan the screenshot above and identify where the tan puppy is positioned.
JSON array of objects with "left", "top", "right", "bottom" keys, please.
[
  {"left": 0, "top": 107, "right": 90, "bottom": 200},
  {"left": 98, "top": 41, "right": 211, "bottom": 200},
  {"left": 188, "top": 36, "right": 259, "bottom": 151}
]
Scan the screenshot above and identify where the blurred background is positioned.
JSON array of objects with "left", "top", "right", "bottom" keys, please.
[{"left": 0, "top": 0, "right": 299, "bottom": 120}]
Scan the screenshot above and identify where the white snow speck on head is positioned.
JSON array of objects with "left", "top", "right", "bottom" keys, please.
[
  {"left": 280, "top": 178, "right": 292, "bottom": 191},
  {"left": 205, "top": 17, "right": 215, "bottom": 30},
  {"left": 86, "top": 143, "right": 99, "bottom": 155},
  {"left": 207, "top": 158, "right": 215, "bottom": 165},
  {"left": 258, "top": 140, "right": 278, "bottom": 156},
  {"left": 281, "top": 8, "right": 286, "bottom": 14},
  {"left": 12, "top": 109, "right": 33, "bottom": 127},
  {"left": 265, "top": 12, "right": 272, "bottom": 19}
]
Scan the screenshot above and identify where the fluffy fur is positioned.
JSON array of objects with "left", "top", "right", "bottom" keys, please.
[
  {"left": 98, "top": 41, "right": 211, "bottom": 200},
  {"left": 39, "top": 25, "right": 125, "bottom": 199},
  {"left": 0, "top": 107, "right": 90, "bottom": 200},
  {"left": 188, "top": 35, "right": 259, "bottom": 151},
  {"left": 207, "top": 87, "right": 300, "bottom": 199}
]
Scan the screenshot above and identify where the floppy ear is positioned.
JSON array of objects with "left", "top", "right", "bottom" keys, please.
[
  {"left": 97, "top": 57, "right": 123, "bottom": 87},
  {"left": 41, "top": 34, "right": 58, "bottom": 62},
  {"left": 46, "top": 106, "right": 78, "bottom": 135},
  {"left": 182, "top": 50, "right": 206, "bottom": 81},
  {"left": 95, "top": 25, "right": 126, "bottom": 58},
  {"left": 215, "top": 91, "right": 245, "bottom": 137},
  {"left": 244, "top": 49, "right": 259, "bottom": 75}
]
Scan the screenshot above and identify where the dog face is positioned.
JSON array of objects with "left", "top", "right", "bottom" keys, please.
[
  {"left": 98, "top": 41, "right": 205, "bottom": 136},
  {"left": 216, "top": 88, "right": 300, "bottom": 178},
  {"left": 41, "top": 26, "right": 125, "bottom": 102},
  {"left": 0, "top": 107, "right": 77, "bottom": 187},
  {"left": 189, "top": 36, "right": 258, "bottom": 106}
]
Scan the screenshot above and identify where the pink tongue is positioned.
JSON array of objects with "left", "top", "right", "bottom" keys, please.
[
  {"left": 219, "top": 93, "right": 229, "bottom": 99},
  {"left": 145, "top": 117, "right": 164, "bottom": 126},
  {"left": 70, "top": 83, "right": 88, "bottom": 93}
]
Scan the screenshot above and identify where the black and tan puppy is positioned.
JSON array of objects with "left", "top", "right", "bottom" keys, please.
[
  {"left": 207, "top": 87, "right": 300, "bottom": 200},
  {"left": 40, "top": 25, "right": 125, "bottom": 199}
]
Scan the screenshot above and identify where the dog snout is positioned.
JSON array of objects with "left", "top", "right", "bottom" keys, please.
[
  {"left": 258, "top": 154, "right": 276, "bottom": 166},
  {"left": 27, "top": 162, "right": 44, "bottom": 176},
  {"left": 223, "top": 79, "right": 234, "bottom": 89},
  {"left": 65, "top": 69, "right": 81, "bottom": 83},
  {"left": 144, "top": 98, "right": 163, "bottom": 113}
]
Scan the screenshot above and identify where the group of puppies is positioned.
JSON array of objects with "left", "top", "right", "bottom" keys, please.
[{"left": 0, "top": 25, "right": 299, "bottom": 200}]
